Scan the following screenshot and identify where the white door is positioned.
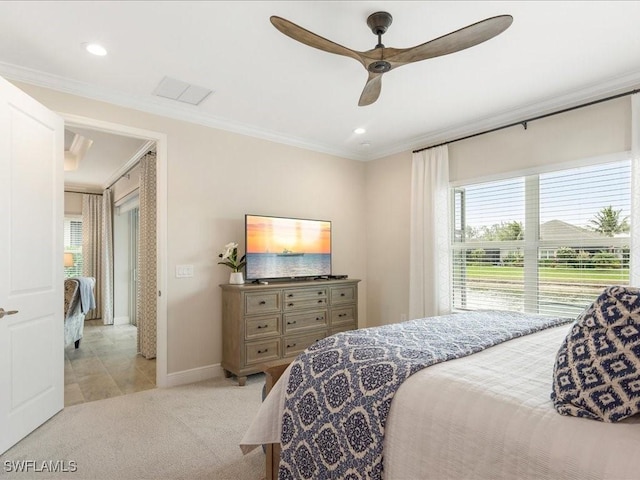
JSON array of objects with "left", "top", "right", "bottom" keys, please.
[{"left": 0, "top": 76, "right": 64, "bottom": 454}]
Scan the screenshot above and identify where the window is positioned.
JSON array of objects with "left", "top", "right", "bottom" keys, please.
[
  {"left": 451, "top": 158, "right": 631, "bottom": 317},
  {"left": 64, "top": 217, "right": 83, "bottom": 278}
]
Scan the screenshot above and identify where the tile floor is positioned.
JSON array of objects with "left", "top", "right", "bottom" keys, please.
[{"left": 64, "top": 319, "right": 156, "bottom": 406}]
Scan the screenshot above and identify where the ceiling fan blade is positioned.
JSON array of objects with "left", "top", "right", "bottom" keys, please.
[
  {"left": 358, "top": 73, "right": 383, "bottom": 106},
  {"left": 387, "top": 15, "right": 513, "bottom": 65},
  {"left": 270, "top": 16, "right": 365, "bottom": 65}
]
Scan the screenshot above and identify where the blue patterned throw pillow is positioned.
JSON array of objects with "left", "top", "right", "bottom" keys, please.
[{"left": 551, "top": 286, "right": 640, "bottom": 422}]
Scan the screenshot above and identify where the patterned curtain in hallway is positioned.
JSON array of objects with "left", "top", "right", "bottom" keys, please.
[
  {"left": 102, "top": 188, "right": 114, "bottom": 325},
  {"left": 82, "top": 194, "right": 103, "bottom": 321},
  {"left": 137, "top": 152, "right": 157, "bottom": 359}
]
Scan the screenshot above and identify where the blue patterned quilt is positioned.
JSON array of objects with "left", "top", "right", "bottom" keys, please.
[{"left": 279, "top": 310, "right": 572, "bottom": 480}]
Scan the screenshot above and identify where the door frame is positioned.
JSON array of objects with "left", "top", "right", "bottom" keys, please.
[{"left": 63, "top": 113, "right": 168, "bottom": 387}]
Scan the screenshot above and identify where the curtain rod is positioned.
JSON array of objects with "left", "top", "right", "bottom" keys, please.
[
  {"left": 106, "top": 161, "right": 139, "bottom": 190},
  {"left": 413, "top": 88, "right": 640, "bottom": 154},
  {"left": 105, "top": 150, "right": 154, "bottom": 190},
  {"left": 64, "top": 190, "right": 102, "bottom": 196}
]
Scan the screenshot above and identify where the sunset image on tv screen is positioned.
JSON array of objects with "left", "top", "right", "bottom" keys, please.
[
  {"left": 245, "top": 215, "right": 331, "bottom": 279},
  {"left": 246, "top": 216, "right": 330, "bottom": 254}
]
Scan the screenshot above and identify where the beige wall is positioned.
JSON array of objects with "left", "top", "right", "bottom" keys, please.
[
  {"left": 365, "top": 96, "right": 632, "bottom": 325},
  {"left": 164, "top": 127, "right": 367, "bottom": 374},
  {"left": 15, "top": 82, "right": 367, "bottom": 377},
  {"left": 364, "top": 150, "right": 412, "bottom": 327},
  {"left": 18, "top": 79, "right": 634, "bottom": 379},
  {"left": 449, "top": 97, "right": 631, "bottom": 183},
  {"left": 64, "top": 191, "right": 82, "bottom": 215}
]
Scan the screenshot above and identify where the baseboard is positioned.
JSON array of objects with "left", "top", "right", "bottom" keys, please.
[
  {"left": 113, "top": 316, "right": 130, "bottom": 326},
  {"left": 164, "top": 363, "right": 225, "bottom": 388}
]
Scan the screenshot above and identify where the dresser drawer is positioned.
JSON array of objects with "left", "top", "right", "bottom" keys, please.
[
  {"left": 283, "top": 296, "right": 328, "bottom": 311},
  {"left": 221, "top": 280, "right": 359, "bottom": 386},
  {"left": 245, "top": 315, "right": 280, "bottom": 340},
  {"left": 284, "top": 309, "right": 328, "bottom": 333},
  {"left": 283, "top": 287, "right": 328, "bottom": 302},
  {"left": 245, "top": 292, "right": 281, "bottom": 315},
  {"left": 283, "top": 331, "right": 327, "bottom": 358},
  {"left": 331, "top": 285, "right": 356, "bottom": 305},
  {"left": 331, "top": 306, "right": 356, "bottom": 325},
  {"left": 245, "top": 339, "right": 280, "bottom": 365}
]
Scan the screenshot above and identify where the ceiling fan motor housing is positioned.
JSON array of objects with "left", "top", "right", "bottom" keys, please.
[{"left": 367, "top": 11, "right": 393, "bottom": 35}]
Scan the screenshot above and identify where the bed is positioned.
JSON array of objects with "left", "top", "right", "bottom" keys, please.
[{"left": 241, "top": 296, "right": 640, "bottom": 480}]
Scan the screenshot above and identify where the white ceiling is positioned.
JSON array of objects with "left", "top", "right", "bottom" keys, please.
[
  {"left": 2, "top": 1, "right": 640, "bottom": 187},
  {"left": 63, "top": 127, "right": 149, "bottom": 192}
]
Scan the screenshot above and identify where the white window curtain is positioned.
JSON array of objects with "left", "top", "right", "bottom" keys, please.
[
  {"left": 631, "top": 93, "right": 640, "bottom": 286},
  {"left": 409, "top": 145, "right": 451, "bottom": 319},
  {"left": 102, "top": 188, "right": 114, "bottom": 325}
]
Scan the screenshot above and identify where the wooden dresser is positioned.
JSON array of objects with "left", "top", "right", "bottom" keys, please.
[{"left": 220, "top": 279, "right": 360, "bottom": 385}]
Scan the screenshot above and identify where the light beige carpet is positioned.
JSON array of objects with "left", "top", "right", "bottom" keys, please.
[{"left": 0, "top": 374, "right": 266, "bottom": 479}]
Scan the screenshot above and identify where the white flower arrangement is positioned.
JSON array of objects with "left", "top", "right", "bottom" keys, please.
[{"left": 217, "top": 242, "right": 246, "bottom": 272}]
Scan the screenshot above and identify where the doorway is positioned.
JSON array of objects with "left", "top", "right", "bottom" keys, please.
[
  {"left": 62, "top": 113, "right": 168, "bottom": 403},
  {"left": 115, "top": 205, "right": 139, "bottom": 328}
]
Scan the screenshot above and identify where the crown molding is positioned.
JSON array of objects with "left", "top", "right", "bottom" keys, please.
[
  {"left": 0, "top": 61, "right": 368, "bottom": 161},
  {"left": 3, "top": 61, "right": 640, "bottom": 163}
]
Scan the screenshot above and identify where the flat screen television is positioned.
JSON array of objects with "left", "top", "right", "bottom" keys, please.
[{"left": 245, "top": 214, "right": 332, "bottom": 281}]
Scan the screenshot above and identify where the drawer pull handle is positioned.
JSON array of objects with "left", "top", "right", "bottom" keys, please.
[
  {"left": 318, "top": 300, "right": 323, "bottom": 303},
  {"left": 316, "top": 317, "right": 323, "bottom": 321},
  {"left": 317, "top": 292, "right": 323, "bottom": 295},
  {"left": 288, "top": 303, "right": 294, "bottom": 307},
  {"left": 339, "top": 313, "right": 346, "bottom": 317},
  {"left": 287, "top": 320, "right": 297, "bottom": 325},
  {"left": 259, "top": 301, "right": 266, "bottom": 305},
  {"left": 257, "top": 324, "right": 269, "bottom": 329},
  {"left": 288, "top": 294, "right": 294, "bottom": 298},
  {"left": 287, "top": 343, "right": 296, "bottom": 348},
  {"left": 257, "top": 348, "right": 268, "bottom": 354},
  {"left": 340, "top": 293, "right": 346, "bottom": 297}
]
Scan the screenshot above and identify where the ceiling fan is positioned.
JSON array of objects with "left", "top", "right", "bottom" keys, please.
[{"left": 270, "top": 11, "right": 513, "bottom": 106}]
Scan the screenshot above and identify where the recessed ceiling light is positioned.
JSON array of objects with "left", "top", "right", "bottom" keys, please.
[
  {"left": 354, "top": 127, "right": 366, "bottom": 135},
  {"left": 85, "top": 43, "right": 107, "bottom": 56}
]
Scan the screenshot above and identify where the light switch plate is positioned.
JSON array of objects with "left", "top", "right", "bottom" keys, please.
[{"left": 176, "top": 264, "right": 194, "bottom": 278}]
